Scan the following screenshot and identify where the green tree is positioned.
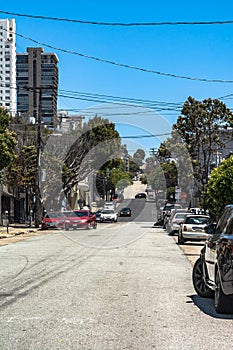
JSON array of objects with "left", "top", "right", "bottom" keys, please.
[
  {"left": 157, "top": 134, "right": 194, "bottom": 194},
  {"left": 109, "top": 167, "right": 132, "bottom": 190},
  {"left": 133, "top": 148, "right": 145, "bottom": 166},
  {"left": 96, "top": 158, "right": 132, "bottom": 198},
  {"left": 173, "top": 96, "right": 233, "bottom": 195},
  {"left": 204, "top": 155, "right": 233, "bottom": 219},
  {"left": 7, "top": 145, "right": 37, "bottom": 210},
  {"left": 63, "top": 116, "right": 121, "bottom": 195},
  {"left": 0, "top": 108, "right": 16, "bottom": 172}
]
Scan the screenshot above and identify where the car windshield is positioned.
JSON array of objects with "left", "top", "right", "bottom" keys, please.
[
  {"left": 175, "top": 213, "right": 187, "bottom": 220},
  {"left": 74, "top": 211, "right": 89, "bottom": 217},
  {"left": 102, "top": 210, "right": 115, "bottom": 214},
  {"left": 45, "top": 213, "right": 62, "bottom": 219},
  {"left": 63, "top": 211, "right": 77, "bottom": 217},
  {"left": 186, "top": 217, "right": 209, "bottom": 224}
]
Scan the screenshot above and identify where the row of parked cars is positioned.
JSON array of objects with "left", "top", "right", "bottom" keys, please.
[
  {"left": 162, "top": 203, "right": 233, "bottom": 314},
  {"left": 163, "top": 206, "right": 210, "bottom": 244},
  {"left": 42, "top": 210, "right": 97, "bottom": 230},
  {"left": 42, "top": 204, "right": 133, "bottom": 230}
]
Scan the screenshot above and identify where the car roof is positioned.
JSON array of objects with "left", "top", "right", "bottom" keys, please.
[{"left": 185, "top": 214, "right": 209, "bottom": 218}]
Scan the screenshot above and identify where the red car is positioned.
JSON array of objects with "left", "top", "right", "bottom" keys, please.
[
  {"left": 64, "top": 210, "right": 97, "bottom": 230},
  {"left": 41, "top": 212, "right": 64, "bottom": 230}
]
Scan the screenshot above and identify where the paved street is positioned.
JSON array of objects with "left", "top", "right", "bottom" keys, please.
[{"left": 0, "top": 200, "right": 232, "bottom": 350}]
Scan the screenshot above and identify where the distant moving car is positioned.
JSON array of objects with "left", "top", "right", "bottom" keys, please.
[
  {"left": 178, "top": 214, "right": 210, "bottom": 244},
  {"left": 113, "top": 193, "right": 124, "bottom": 203},
  {"left": 103, "top": 201, "right": 116, "bottom": 210},
  {"left": 192, "top": 204, "right": 233, "bottom": 314},
  {"left": 135, "top": 193, "right": 147, "bottom": 199},
  {"left": 119, "top": 207, "right": 131, "bottom": 217},
  {"left": 100, "top": 209, "right": 118, "bottom": 222},
  {"left": 63, "top": 210, "right": 97, "bottom": 230},
  {"left": 41, "top": 212, "right": 64, "bottom": 230}
]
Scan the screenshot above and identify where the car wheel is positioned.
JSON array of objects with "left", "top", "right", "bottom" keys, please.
[
  {"left": 178, "top": 231, "right": 185, "bottom": 244},
  {"left": 214, "top": 270, "right": 233, "bottom": 314},
  {"left": 192, "top": 258, "right": 214, "bottom": 298}
]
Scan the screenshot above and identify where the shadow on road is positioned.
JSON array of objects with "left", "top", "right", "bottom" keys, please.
[{"left": 187, "top": 294, "right": 233, "bottom": 319}]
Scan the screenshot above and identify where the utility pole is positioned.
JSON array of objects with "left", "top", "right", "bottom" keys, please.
[
  {"left": 0, "top": 183, "right": 2, "bottom": 226},
  {"left": 24, "top": 85, "right": 42, "bottom": 228},
  {"left": 149, "top": 148, "right": 157, "bottom": 156},
  {"left": 34, "top": 87, "right": 42, "bottom": 228}
]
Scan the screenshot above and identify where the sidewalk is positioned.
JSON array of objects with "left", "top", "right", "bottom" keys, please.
[{"left": 0, "top": 223, "right": 41, "bottom": 246}]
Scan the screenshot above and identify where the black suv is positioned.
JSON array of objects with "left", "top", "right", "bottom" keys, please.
[{"left": 192, "top": 204, "right": 233, "bottom": 314}]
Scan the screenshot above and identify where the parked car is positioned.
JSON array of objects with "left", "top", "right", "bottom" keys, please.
[
  {"left": 63, "top": 210, "right": 97, "bottom": 230},
  {"left": 162, "top": 203, "right": 182, "bottom": 219},
  {"left": 135, "top": 193, "right": 147, "bottom": 199},
  {"left": 119, "top": 207, "right": 131, "bottom": 217},
  {"left": 162, "top": 203, "right": 183, "bottom": 228},
  {"left": 166, "top": 210, "right": 189, "bottom": 235},
  {"left": 192, "top": 204, "right": 233, "bottom": 314},
  {"left": 100, "top": 209, "right": 118, "bottom": 222},
  {"left": 178, "top": 214, "right": 210, "bottom": 244},
  {"left": 95, "top": 210, "right": 102, "bottom": 223},
  {"left": 41, "top": 212, "right": 64, "bottom": 230}
]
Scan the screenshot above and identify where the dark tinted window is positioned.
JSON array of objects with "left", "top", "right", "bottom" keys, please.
[
  {"left": 186, "top": 217, "right": 209, "bottom": 225},
  {"left": 225, "top": 216, "right": 233, "bottom": 235},
  {"left": 74, "top": 211, "right": 89, "bottom": 217}
]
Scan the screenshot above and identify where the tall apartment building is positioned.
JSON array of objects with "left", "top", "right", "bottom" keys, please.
[
  {"left": 17, "top": 47, "right": 59, "bottom": 126},
  {"left": 0, "top": 18, "right": 16, "bottom": 116}
]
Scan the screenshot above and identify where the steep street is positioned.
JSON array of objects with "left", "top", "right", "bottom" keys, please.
[{"left": 0, "top": 200, "right": 232, "bottom": 350}]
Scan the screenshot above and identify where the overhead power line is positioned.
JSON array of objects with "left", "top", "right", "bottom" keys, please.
[
  {"left": 6, "top": 29, "right": 233, "bottom": 84},
  {"left": 121, "top": 133, "right": 171, "bottom": 138},
  {"left": 1, "top": 10, "right": 233, "bottom": 26}
]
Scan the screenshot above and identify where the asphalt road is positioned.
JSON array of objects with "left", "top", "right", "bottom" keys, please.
[{"left": 0, "top": 200, "right": 232, "bottom": 350}]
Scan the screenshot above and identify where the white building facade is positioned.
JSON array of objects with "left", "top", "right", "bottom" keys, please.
[{"left": 0, "top": 18, "right": 16, "bottom": 116}]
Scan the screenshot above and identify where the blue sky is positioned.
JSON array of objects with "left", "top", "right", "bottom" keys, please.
[{"left": 2, "top": 1, "right": 233, "bottom": 156}]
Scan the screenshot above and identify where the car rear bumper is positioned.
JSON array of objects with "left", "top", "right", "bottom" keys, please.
[{"left": 182, "top": 232, "right": 209, "bottom": 240}]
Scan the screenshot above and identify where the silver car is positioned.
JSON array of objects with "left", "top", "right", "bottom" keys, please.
[
  {"left": 166, "top": 210, "right": 189, "bottom": 236},
  {"left": 178, "top": 214, "right": 210, "bottom": 244}
]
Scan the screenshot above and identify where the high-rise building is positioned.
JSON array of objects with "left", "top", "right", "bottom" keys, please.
[
  {"left": 0, "top": 18, "right": 16, "bottom": 116},
  {"left": 17, "top": 47, "right": 59, "bottom": 127}
]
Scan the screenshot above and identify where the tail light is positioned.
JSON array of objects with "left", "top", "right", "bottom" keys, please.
[{"left": 183, "top": 225, "right": 187, "bottom": 231}]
